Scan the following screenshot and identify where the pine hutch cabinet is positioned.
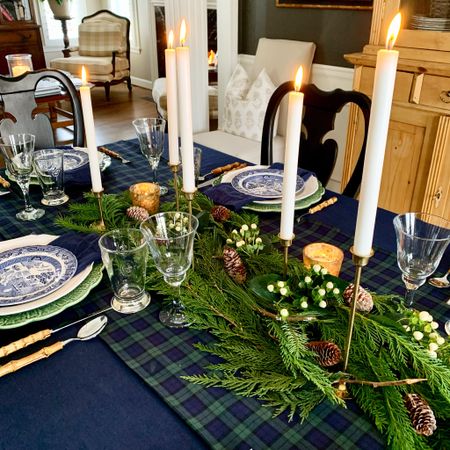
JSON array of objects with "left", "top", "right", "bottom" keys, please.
[
  {"left": 343, "top": 0, "right": 450, "bottom": 220},
  {"left": 0, "top": 0, "right": 45, "bottom": 75}
]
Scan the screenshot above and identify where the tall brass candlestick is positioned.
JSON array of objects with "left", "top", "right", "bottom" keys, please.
[
  {"left": 183, "top": 189, "right": 197, "bottom": 270},
  {"left": 343, "top": 247, "right": 374, "bottom": 371},
  {"left": 170, "top": 163, "right": 180, "bottom": 211},
  {"left": 278, "top": 235, "right": 294, "bottom": 278},
  {"left": 92, "top": 190, "right": 106, "bottom": 231}
]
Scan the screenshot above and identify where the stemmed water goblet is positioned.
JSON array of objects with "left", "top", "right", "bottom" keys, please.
[
  {"left": 132, "top": 117, "right": 168, "bottom": 195},
  {"left": 393, "top": 212, "right": 450, "bottom": 307},
  {"left": 141, "top": 212, "right": 199, "bottom": 328},
  {"left": 0, "top": 134, "right": 45, "bottom": 221}
]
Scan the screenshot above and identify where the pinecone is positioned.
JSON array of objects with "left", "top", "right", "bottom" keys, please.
[
  {"left": 223, "top": 246, "right": 246, "bottom": 284},
  {"left": 343, "top": 283, "right": 374, "bottom": 313},
  {"left": 306, "top": 341, "right": 342, "bottom": 367},
  {"left": 211, "top": 205, "right": 231, "bottom": 222},
  {"left": 126, "top": 206, "right": 150, "bottom": 222},
  {"left": 405, "top": 394, "right": 437, "bottom": 436}
]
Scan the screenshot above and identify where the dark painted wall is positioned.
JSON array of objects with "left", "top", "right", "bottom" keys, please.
[{"left": 238, "top": 0, "right": 373, "bottom": 67}]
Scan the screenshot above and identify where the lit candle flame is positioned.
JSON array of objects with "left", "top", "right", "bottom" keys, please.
[
  {"left": 294, "top": 66, "right": 303, "bottom": 92},
  {"left": 386, "top": 12, "right": 401, "bottom": 50},
  {"left": 168, "top": 30, "right": 174, "bottom": 49},
  {"left": 208, "top": 49, "right": 216, "bottom": 65},
  {"left": 180, "top": 19, "right": 186, "bottom": 46},
  {"left": 81, "top": 66, "right": 87, "bottom": 85}
]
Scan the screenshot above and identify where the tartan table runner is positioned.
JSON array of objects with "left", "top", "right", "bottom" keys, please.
[
  {"left": 100, "top": 219, "right": 447, "bottom": 450},
  {"left": 0, "top": 139, "right": 448, "bottom": 449}
]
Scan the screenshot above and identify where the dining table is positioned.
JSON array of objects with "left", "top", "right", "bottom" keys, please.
[{"left": 0, "top": 138, "right": 448, "bottom": 450}]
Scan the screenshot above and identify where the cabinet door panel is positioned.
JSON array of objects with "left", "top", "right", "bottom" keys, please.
[
  {"left": 378, "top": 120, "right": 425, "bottom": 213},
  {"left": 422, "top": 116, "right": 450, "bottom": 221}
]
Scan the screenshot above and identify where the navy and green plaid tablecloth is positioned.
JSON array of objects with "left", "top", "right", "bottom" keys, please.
[{"left": 0, "top": 139, "right": 448, "bottom": 449}]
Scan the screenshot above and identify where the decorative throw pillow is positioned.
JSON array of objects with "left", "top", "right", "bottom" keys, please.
[
  {"left": 78, "top": 21, "right": 123, "bottom": 57},
  {"left": 223, "top": 66, "right": 277, "bottom": 142}
]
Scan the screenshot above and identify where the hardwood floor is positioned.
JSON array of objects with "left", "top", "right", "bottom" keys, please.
[{"left": 55, "top": 83, "right": 158, "bottom": 146}]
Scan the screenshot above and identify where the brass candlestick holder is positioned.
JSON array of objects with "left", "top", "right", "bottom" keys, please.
[
  {"left": 278, "top": 234, "right": 294, "bottom": 278},
  {"left": 169, "top": 163, "right": 180, "bottom": 211},
  {"left": 92, "top": 190, "right": 106, "bottom": 231},
  {"left": 183, "top": 189, "right": 197, "bottom": 269},
  {"left": 338, "top": 247, "right": 374, "bottom": 395},
  {"left": 182, "top": 189, "right": 197, "bottom": 220}
]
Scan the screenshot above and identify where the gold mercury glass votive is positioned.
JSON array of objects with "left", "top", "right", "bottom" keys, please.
[
  {"left": 303, "top": 242, "right": 344, "bottom": 277},
  {"left": 129, "top": 182, "right": 160, "bottom": 214}
]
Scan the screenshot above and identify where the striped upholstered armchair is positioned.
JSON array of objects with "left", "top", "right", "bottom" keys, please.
[{"left": 50, "top": 10, "right": 131, "bottom": 100}]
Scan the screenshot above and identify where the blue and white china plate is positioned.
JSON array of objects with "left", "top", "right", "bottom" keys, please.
[
  {"left": 0, "top": 245, "right": 77, "bottom": 306},
  {"left": 231, "top": 168, "right": 304, "bottom": 199},
  {"left": 63, "top": 148, "right": 89, "bottom": 171}
]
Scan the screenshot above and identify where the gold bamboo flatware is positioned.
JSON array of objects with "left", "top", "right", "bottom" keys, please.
[
  {"left": 429, "top": 269, "right": 450, "bottom": 288},
  {"left": 296, "top": 197, "right": 338, "bottom": 223},
  {"left": 0, "top": 175, "right": 10, "bottom": 189},
  {"left": 98, "top": 146, "right": 130, "bottom": 164},
  {"left": 0, "top": 306, "right": 112, "bottom": 359},
  {"left": 0, "top": 175, "right": 11, "bottom": 195},
  {"left": 0, "top": 316, "right": 108, "bottom": 378},
  {"left": 197, "top": 161, "right": 247, "bottom": 181}
]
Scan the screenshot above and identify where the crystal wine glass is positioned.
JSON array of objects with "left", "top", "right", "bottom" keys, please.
[
  {"left": 0, "top": 134, "right": 45, "bottom": 221},
  {"left": 394, "top": 212, "right": 450, "bottom": 307},
  {"left": 132, "top": 117, "right": 168, "bottom": 195},
  {"left": 141, "top": 212, "right": 199, "bottom": 328}
]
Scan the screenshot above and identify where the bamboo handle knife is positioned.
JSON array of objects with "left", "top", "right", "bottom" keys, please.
[
  {"left": 0, "top": 342, "right": 64, "bottom": 378},
  {"left": 296, "top": 197, "right": 338, "bottom": 223},
  {"left": 0, "top": 329, "right": 52, "bottom": 358},
  {"left": 308, "top": 197, "right": 338, "bottom": 214}
]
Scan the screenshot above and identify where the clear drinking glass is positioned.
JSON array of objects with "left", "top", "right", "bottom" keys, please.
[
  {"left": 34, "top": 148, "right": 69, "bottom": 206},
  {"left": 394, "top": 212, "right": 450, "bottom": 307},
  {"left": 0, "top": 134, "right": 45, "bottom": 221},
  {"left": 141, "top": 212, "right": 199, "bottom": 328},
  {"left": 132, "top": 117, "right": 168, "bottom": 195},
  {"left": 98, "top": 228, "right": 151, "bottom": 314}
]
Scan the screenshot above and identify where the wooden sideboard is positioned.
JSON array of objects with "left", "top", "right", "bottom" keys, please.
[
  {"left": 342, "top": 0, "right": 450, "bottom": 220},
  {"left": 0, "top": 0, "right": 45, "bottom": 74}
]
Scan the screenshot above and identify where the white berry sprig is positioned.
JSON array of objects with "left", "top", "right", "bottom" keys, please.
[
  {"left": 402, "top": 310, "right": 447, "bottom": 359},
  {"left": 226, "top": 223, "right": 264, "bottom": 256}
]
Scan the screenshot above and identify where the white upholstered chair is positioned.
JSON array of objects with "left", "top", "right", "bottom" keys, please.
[
  {"left": 50, "top": 10, "right": 131, "bottom": 100},
  {"left": 193, "top": 38, "right": 316, "bottom": 164}
]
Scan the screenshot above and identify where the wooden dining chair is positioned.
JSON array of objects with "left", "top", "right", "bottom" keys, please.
[
  {"left": 0, "top": 69, "right": 84, "bottom": 150},
  {"left": 260, "top": 82, "right": 371, "bottom": 198}
]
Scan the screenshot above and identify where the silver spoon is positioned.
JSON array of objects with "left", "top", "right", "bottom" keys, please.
[
  {"left": 0, "top": 315, "right": 108, "bottom": 378},
  {"left": 429, "top": 269, "right": 450, "bottom": 288}
]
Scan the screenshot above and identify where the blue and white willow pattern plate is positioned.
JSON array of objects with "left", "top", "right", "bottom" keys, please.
[
  {"left": 231, "top": 168, "right": 304, "bottom": 199},
  {"left": 63, "top": 148, "right": 89, "bottom": 171},
  {"left": 0, "top": 245, "right": 77, "bottom": 306}
]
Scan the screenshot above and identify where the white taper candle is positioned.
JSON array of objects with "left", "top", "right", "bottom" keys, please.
[
  {"left": 280, "top": 67, "right": 304, "bottom": 240},
  {"left": 176, "top": 19, "right": 195, "bottom": 193},
  {"left": 165, "top": 30, "right": 179, "bottom": 166},
  {"left": 79, "top": 66, "right": 103, "bottom": 193},
  {"left": 353, "top": 13, "right": 401, "bottom": 257}
]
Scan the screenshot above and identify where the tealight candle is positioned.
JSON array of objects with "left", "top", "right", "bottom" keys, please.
[
  {"left": 129, "top": 182, "right": 160, "bottom": 214},
  {"left": 303, "top": 242, "right": 344, "bottom": 277}
]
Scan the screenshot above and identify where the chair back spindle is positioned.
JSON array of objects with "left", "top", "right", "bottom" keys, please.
[{"left": 0, "top": 69, "right": 84, "bottom": 149}]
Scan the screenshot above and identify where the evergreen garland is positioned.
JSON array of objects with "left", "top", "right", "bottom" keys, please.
[{"left": 57, "top": 190, "right": 450, "bottom": 449}]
